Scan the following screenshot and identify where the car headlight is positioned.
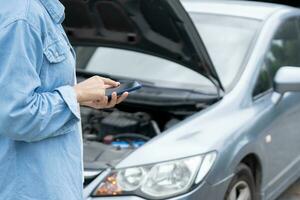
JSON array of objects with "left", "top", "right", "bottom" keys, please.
[{"left": 92, "top": 152, "right": 217, "bottom": 199}]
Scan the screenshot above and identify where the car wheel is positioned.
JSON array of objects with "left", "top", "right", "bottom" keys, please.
[{"left": 224, "top": 163, "right": 256, "bottom": 200}]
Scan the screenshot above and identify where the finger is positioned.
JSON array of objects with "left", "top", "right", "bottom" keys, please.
[
  {"left": 102, "top": 78, "right": 120, "bottom": 87},
  {"left": 117, "top": 92, "right": 129, "bottom": 104},
  {"left": 107, "top": 92, "right": 118, "bottom": 108},
  {"left": 104, "top": 84, "right": 115, "bottom": 89},
  {"left": 102, "top": 96, "right": 108, "bottom": 107}
]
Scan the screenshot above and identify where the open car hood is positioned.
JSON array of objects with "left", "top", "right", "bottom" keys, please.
[{"left": 61, "top": 0, "right": 223, "bottom": 90}]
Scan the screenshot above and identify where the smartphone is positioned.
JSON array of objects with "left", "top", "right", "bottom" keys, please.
[{"left": 105, "top": 81, "right": 142, "bottom": 100}]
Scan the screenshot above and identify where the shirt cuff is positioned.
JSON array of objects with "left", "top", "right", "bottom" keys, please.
[{"left": 55, "top": 85, "right": 81, "bottom": 120}]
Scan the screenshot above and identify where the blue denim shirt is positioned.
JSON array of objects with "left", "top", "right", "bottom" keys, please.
[{"left": 0, "top": 0, "right": 83, "bottom": 199}]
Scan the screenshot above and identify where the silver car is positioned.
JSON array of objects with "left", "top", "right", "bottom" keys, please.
[{"left": 61, "top": 0, "right": 300, "bottom": 199}]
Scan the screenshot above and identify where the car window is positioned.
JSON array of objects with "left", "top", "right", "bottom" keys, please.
[
  {"left": 190, "top": 13, "right": 260, "bottom": 90},
  {"left": 264, "top": 18, "right": 300, "bottom": 82},
  {"left": 253, "top": 63, "right": 272, "bottom": 98}
]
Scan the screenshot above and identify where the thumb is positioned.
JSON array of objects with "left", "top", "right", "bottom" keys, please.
[{"left": 104, "top": 84, "right": 116, "bottom": 89}]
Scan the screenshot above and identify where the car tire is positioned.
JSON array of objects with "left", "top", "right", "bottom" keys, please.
[{"left": 224, "top": 163, "right": 256, "bottom": 200}]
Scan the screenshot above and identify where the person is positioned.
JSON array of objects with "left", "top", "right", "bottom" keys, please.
[{"left": 0, "top": 0, "right": 128, "bottom": 199}]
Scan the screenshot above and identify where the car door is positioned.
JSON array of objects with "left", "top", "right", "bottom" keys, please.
[{"left": 254, "top": 17, "right": 300, "bottom": 197}]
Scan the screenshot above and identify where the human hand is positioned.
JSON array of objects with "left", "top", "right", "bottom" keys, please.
[
  {"left": 73, "top": 76, "right": 128, "bottom": 109},
  {"left": 81, "top": 91, "right": 129, "bottom": 109}
]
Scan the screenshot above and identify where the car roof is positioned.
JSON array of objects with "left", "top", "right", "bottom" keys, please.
[{"left": 181, "top": 0, "right": 296, "bottom": 20}]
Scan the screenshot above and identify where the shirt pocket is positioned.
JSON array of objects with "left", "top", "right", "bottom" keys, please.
[
  {"left": 40, "top": 39, "right": 76, "bottom": 90},
  {"left": 43, "top": 40, "right": 67, "bottom": 64}
]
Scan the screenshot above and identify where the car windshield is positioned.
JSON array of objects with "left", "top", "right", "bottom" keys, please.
[
  {"left": 75, "top": 14, "right": 260, "bottom": 92},
  {"left": 190, "top": 13, "right": 261, "bottom": 89}
]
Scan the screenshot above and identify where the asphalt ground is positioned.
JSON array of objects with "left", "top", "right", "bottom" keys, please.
[{"left": 278, "top": 179, "right": 300, "bottom": 200}]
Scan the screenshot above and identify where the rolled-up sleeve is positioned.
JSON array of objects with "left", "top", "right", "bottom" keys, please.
[{"left": 0, "top": 19, "right": 80, "bottom": 142}]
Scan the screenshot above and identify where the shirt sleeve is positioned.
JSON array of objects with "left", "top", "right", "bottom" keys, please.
[{"left": 0, "top": 20, "right": 80, "bottom": 142}]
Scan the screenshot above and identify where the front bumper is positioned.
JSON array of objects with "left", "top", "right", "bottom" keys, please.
[{"left": 84, "top": 171, "right": 232, "bottom": 200}]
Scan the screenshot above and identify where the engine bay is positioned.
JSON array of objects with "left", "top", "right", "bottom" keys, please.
[
  {"left": 82, "top": 104, "right": 183, "bottom": 166},
  {"left": 81, "top": 103, "right": 186, "bottom": 185}
]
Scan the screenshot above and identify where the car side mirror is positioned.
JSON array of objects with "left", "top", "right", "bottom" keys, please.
[{"left": 274, "top": 66, "right": 300, "bottom": 94}]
